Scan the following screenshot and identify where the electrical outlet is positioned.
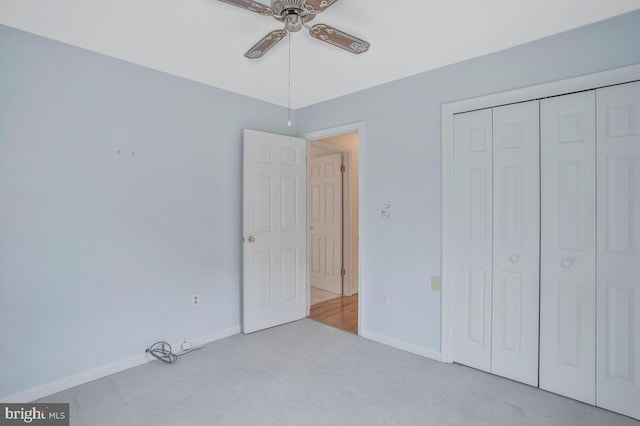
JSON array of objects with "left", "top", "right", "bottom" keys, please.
[
  {"left": 382, "top": 293, "right": 390, "bottom": 306},
  {"left": 431, "top": 276, "right": 441, "bottom": 291},
  {"left": 181, "top": 341, "right": 193, "bottom": 351},
  {"left": 192, "top": 294, "right": 199, "bottom": 306}
]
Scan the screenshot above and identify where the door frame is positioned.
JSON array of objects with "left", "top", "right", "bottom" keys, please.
[
  {"left": 303, "top": 122, "right": 364, "bottom": 335},
  {"left": 441, "top": 64, "right": 640, "bottom": 363},
  {"left": 309, "top": 141, "right": 352, "bottom": 296}
]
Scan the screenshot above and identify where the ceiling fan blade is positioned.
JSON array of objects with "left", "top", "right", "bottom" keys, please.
[
  {"left": 308, "top": 24, "right": 370, "bottom": 54},
  {"left": 245, "top": 30, "right": 288, "bottom": 59},
  {"left": 304, "top": 0, "right": 339, "bottom": 14},
  {"left": 218, "top": 0, "right": 274, "bottom": 16}
]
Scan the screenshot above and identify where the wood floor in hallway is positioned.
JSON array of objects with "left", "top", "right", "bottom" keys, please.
[{"left": 308, "top": 293, "right": 358, "bottom": 334}]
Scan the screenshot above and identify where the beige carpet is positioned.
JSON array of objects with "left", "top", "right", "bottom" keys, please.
[{"left": 37, "top": 320, "right": 639, "bottom": 426}]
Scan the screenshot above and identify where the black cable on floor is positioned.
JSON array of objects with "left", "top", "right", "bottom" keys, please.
[
  {"left": 146, "top": 341, "right": 178, "bottom": 364},
  {"left": 145, "top": 341, "right": 205, "bottom": 364}
]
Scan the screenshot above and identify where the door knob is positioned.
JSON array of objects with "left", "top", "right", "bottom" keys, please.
[
  {"left": 247, "top": 236, "right": 256, "bottom": 243},
  {"left": 510, "top": 254, "right": 520, "bottom": 263},
  {"left": 561, "top": 258, "right": 574, "bottom": 268}
]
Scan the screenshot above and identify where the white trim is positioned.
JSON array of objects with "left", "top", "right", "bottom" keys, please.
[
  {"left": 187, "top": 325, "right": 241, "bottom": 348},
  {"left": 440, "top": 63, "right": 640, "bottom": 363},
  {"left": 303, "top": 122, "right": 365, "bottom": 335},
  {"left": 1, "top": 325, "right": 241, "bottom": 403},
  {"left": 442, "top": 64, "right": 640, "bottom": 116},
  {"left": 2, "top": 354, "right": 149, "bottom": 404},
  {"left": 360, "top": 329, "right": 442, "bottom": 362},
  {"left": 303, "top": 122, "right": 365, "bottom": 141}
]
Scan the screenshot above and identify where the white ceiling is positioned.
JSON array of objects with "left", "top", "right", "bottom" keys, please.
[{"left": 1, "top": 0, "right": 640, "bottom": 108}]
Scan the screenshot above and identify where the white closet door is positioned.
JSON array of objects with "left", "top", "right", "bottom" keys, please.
[
  {"left": 596, "top": 81, "right": 640, "bottom": 420},
  {"left": 540, "top": 91, "right": 596, "bottom": 404},
  {"left": 453, "top": 109, "right": 493, "bottom": 372},
  {"left": 491, "top": 101, "right": 540, "bottom": 386}
]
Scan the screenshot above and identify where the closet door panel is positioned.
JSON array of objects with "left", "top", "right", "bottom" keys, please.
[
  {"left": 491, "top": 100, "right": 540, "bottom": 386},
  {"left": 540, "top": 91, "right": 596, "bottom": 404},
  {"left": 596, "top": 81, "right": 640, "bottom": 420},
  {"left": 453, "top": 109, "right": 493, "bottom": 372}
]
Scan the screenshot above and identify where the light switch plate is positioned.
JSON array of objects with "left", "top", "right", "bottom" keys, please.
[{"left": 380, "top": 203, "right": 391, "bottom": 219}]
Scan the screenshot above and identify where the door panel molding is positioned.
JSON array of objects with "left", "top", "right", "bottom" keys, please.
[
  {"left": 596, "top": 81, "right": 640, "bottom": 419},
  {"left": 452, "top": 108, "right": 493, "bottom": 372},
  {"left": 243, "top": 129, "right": 307, "bottom": 334},
  {"left": 540, "top": 91, "right": 596, "bottom": 405},
  {"left": 491, "top": 100, "right": 540, "bottom": 387},
  {"left": 309, "top": 152, "right": 343, "bottom": 294}
]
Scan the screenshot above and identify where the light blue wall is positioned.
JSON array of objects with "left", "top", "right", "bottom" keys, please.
[
  {"left": 0, "top": 25, "right": 294, "bottom": 399},
  {"left": 295, "top": 10, "right": 640, "bottom": 352}
]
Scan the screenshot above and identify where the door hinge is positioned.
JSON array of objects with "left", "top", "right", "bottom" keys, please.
[
  {"left": 340, "top": 164, "right": 346, "bottom": 173},
  {"left": 341, "top": 268, "right": 346, "bottom": 276}
]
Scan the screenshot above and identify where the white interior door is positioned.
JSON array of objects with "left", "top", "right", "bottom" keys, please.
[
  {"left": 596, "top": 81, "right": 640, "bottom": 420},
  {"left": 310, "top": 153, "right": 343, "bottom": 294},
  {"left": 243, "top": 129, "right": 307, "bottom": 334},
  {"left": 491, "top": 100, "right": 540, "bottom": 386},
  {"left": 453, "top": 108, "right": 493, "bottom": 372},
  {"left": 540, "top": 91, "right": 596, "bottom": 404}
]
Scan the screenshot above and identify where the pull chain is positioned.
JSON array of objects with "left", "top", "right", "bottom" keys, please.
[{"left": 287, "top": 34, "right": 292, "bottom": 127}]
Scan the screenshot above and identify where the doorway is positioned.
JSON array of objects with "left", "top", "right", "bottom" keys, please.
[{"left": 306, "top": 131, "right": 360, "bottom": 334}]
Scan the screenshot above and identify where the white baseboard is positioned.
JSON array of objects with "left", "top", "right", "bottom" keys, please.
[
  {"left": 1, "top": 325, "right": 241, "bottom": 403},
  {"left": 2, "top": 353, "right": 150, "bottom": 404},
  {"left": 187, "top": 325, "right": 241, "bottom": 349},
  {"left": 360, "top": 328, "right": 442, "bottom": 362}
]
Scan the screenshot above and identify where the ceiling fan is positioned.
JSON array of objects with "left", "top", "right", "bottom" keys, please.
[{"left": 218, "top": 0, "right": 370, "bottom": 59}]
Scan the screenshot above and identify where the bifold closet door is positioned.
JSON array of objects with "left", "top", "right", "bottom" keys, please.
[
  {"left": 540, "top": 91, "right": 596, "bottom": 404},
  {"left": 491, "top": 101, "right": 540, "bottom": 386},
  {"left": 596, "top": 81, "right": 640, "bottom": 420},
  {"left": 453, "top": 109, "right": 493, "bottom": 372},
  {"left": 453, "top": 103, "right": 539, "bottom": 382}
]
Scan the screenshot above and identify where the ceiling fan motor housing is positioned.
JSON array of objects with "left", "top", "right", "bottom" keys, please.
[
  {"left": 271, "top": 0, "right": 305, "bottom": 16},
  {"left": 272, "top": 0, "right": 315, "bottom": 32}
]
